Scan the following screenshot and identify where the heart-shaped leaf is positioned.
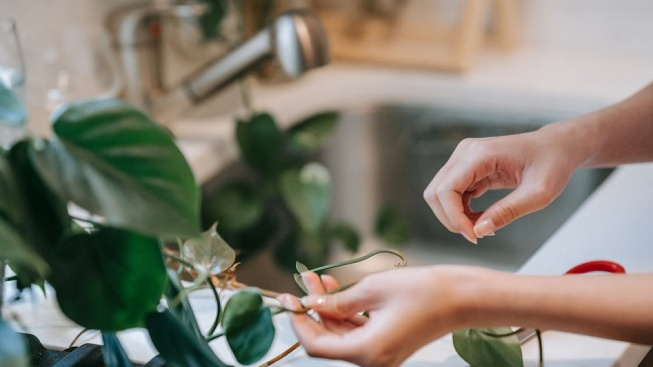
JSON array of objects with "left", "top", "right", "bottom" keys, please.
[
  {"left": 49, "top": 228, "right": 167, "bottom": 330},
  {"left": 453, "top": 328, "right": 523, "bottom": 367},
  {"left": 236, "top": 113, "right": 282, "bottom": 178},
  {"left": 287, "top": 111, "right": 339, "bottom": 153},
  {"left": 181, "top": 222, "right": 236, "bottom": 275},
  {"left": 31, "top": 99, "right": 200, "bottom": 238},
  {"left": 146, "top": 308, "right": 232, "bottom": 367},
  {"left": 0, "top": 320, "right": 28, "bottom": 367},
  {"left": 280, "top": 163, "right": 332, "bottom": 233},
  {"left": 222, "top": 289, "right": 275, "bottom": 365}
]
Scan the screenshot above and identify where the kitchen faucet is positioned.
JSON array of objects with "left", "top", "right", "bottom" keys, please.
[{"left": 108, "top": 2, "right": 329, "bottom": 122}]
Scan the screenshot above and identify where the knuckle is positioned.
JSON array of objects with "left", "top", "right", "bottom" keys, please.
[{"left": 492, "top": 203, "right": 518, "bottom": 227}]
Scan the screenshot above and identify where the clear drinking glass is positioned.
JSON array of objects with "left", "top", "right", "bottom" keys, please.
[{"left": 0, "top": 16, "right": 28, "bottom": 149}]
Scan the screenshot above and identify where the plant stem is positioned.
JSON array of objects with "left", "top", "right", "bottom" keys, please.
[
  {"left": 256, "top": 342, "right": 301, "bottom": 367},
  {"left": 206, "top": 331, "right": 225, "bottom": 342},
  {"left": 536, "top": 329, "right": 544, "bottom": 367},
  {"left": 308, "top": 248, "right": 408, "bottom": 273},
  {"left": 205, "top": 277, "right": 222, "bottom": 338}
]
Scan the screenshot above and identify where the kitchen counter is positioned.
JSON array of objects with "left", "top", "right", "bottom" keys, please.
[{"left": 5, "top": 46, "right": 653, "bottom": 365}]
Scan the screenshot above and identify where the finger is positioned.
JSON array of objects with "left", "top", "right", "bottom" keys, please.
[
  {"left": 439, "top": 190, "right": 477, "bottom": 244},
  {"left": 279, "top": 294, "right": 364, "bottom": 362},
  {"left": 302, "top": 272, "right": 327, "bottom": 295},
  {"left": 301, "top": 282, "right": 375, "bottom": 319},
  {"left": 319, "top": 275, "right": 368, "bottom": 327},
  {"left": 320, "top": 274, "right": 340, "bottom": 293},
  {"left": 473, "top": 184, "right": 555, "bottom": 237}
]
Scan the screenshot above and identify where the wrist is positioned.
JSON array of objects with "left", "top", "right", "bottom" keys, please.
[{"left": 425, "top": 266, "right": 509, "bottom": 330}]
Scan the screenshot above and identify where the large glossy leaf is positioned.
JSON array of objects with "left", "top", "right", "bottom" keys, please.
[
  {"left": 202, "top": 181, "right": 264, "bottom": 233},
  {"left": 30, "top": 99, "right": 200, "bottom": 238},
  {"left": 2, "top": 142, "right": 70, "bottom": 278},
  {"left": 101, "top": 332, "right": 132, "bottom": 367},
  {"left": 236, "top": 113, "right": 283, "bottom": 178},
  {"left": 0, "top": 320, "right": 28, "bottom": 367},
  {"left": 0, "top": 83, "right": 27, "bottom": 127},
  {"left": 287, "top": 111, "right": 339, "bottom": 153},
  {"left": 0, "top": 219, "right": 48, "bottom": 278},
  {"left": 222, "top": 289, "right": 275, "bottom": 365},
  {"left": 279, "top": 163, "right": 332, "bottom": 233},
  {"left": 146, "top": 308, "right": 232, "bottom": 367},
  {"left": 49, "top": 228, "right": 167, "bottom": 330},
  {"left": 453, "top": 328, "right": 523, "bottom": 367}
]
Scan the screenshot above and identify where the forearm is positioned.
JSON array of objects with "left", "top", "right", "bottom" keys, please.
[
  {"left": 450, "top": 268, "right": 653, "bottom": 344},
  {"left": 539, "top": 82, "right": 653, "bottom": 168}
]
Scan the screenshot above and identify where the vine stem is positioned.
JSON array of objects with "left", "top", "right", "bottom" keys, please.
[
  {"left": 308, "top": 248, "right": 408, "bottom": 273},
  {"left": 256, "top": 342, "right": 301, "bottom": 367}
]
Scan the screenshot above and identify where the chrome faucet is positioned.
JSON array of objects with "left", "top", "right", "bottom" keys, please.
[{"left": 108, "top": 3, "right": 329, "bottom": 122}]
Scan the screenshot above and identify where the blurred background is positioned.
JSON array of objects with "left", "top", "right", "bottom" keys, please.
[{"left": 4, "top": 0, "right": 653, "bottom": 291}]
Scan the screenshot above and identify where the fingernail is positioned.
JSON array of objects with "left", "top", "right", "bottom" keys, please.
[
  {"left": 461, "top": 231, "right": 477, "bottom": 245},
  {"left": 474, "top": 218, "right": 495, "bottom": 238},
  {"left": 277, "top": 294, "right": 291, "bottom": 306}
]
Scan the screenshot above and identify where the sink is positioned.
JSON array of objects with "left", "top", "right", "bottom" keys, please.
[{"left": 200, "top": 103, "right": 612, "bottom": 291}]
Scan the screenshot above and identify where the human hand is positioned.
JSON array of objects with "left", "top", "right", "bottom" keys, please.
[
  {"left": 423, "top": 128, "right": 580, "bottom": 244},
  {"left": 278, "top": 267, "right": 466, "bottom": 367}
]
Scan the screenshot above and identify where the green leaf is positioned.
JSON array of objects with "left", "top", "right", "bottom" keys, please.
[
  {"left": 49, "top": 228, "right": 167, "bottom": 330},
  {"left": 287, "top": 111, "right": 339, "bottom": 153},
  {"left": 2, "top": 142, "right": 70, "bottom": 278},
  {"left": 0, "top": 219, "right": 49, "bottom": 278},
  {"left": 197, "top": 0, "right": 227, "bottom": 42},
  {"left": 203, "top": 181, "right": 264, "bottom": 233},
  {"left": 293, "top": 261, "right": 309, "bottom": 293},
  {"left": 452, "top": 328, "right": 523, "bottom": 367},
  {"left": 181, "top": 222, "right": 236, "bottom": 275},
  {"left": 0, "top": 83, "right": 27, "bottom": 127},
  {"left": 101, "top": 332, "right": 132, "bottom": 367},
  {"left": 0, "top": 320, "right": 28, "bottom": 367},
  {"left": 374, "top": 204, "right": 410, "bottom": 246},
  {"left": 146, "top": 308, "right": 232, "bottom": 367},
  {"left": 279, "top": 163, "right": 332, "bottom": 233},
  {"left": 164, "top": 269, "right": 204, "bottom": 341},
  {"left": 236, "top": 113, "right": 283, "bottom": 178},
  {"left": 222, "top": 289, "right": 275, "bottom": 365},
  {"left": 31, "top": 99, "right": 200, "bottom": 238},
  {"left": 326, "top": 222, "right": 360, "bottom": 253}
]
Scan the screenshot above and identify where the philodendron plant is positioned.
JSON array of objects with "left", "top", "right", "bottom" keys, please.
[
  {"left": 0, "top": 88, "right": 539, "bottom": 366},
  {"left": 202, "top": 110, "right": 410, "bottom": 271}
]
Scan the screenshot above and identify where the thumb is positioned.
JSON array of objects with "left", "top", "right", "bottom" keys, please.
[
  {"left": 473, "top": 185, "right": 553, "bottom": 238},
  {"left": 301, "top": 285, "right": 372, "bottom": 319}
]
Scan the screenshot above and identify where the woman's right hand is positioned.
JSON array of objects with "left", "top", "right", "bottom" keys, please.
[
  {"left": 278, "top": 267, "right": 473, "bottom": 367},
  {"left": 423, "top": 126, "right": 582, "bottom": 244}
]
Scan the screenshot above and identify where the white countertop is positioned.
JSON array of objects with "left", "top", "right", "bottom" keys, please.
[{"left": 5, "top": 46, "right": 653, "bottom": 365}]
